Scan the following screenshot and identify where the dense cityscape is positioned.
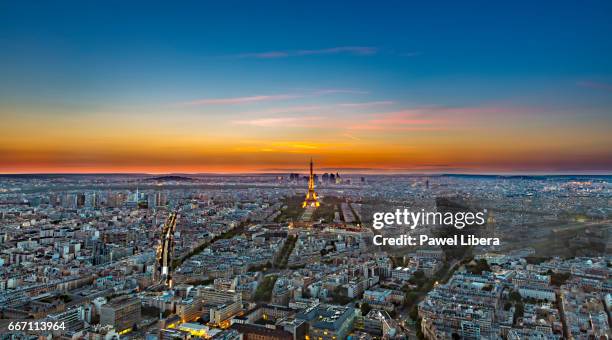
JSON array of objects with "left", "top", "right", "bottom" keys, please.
[
  {"left": 0, "top": 168, "right": 610, "bottom": 339},
  {"left": 2, "top": 1, "right": 612, "bottom": 339}
]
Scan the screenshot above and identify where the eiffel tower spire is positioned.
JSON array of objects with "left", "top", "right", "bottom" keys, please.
[{"left": 310, "top": 158, "right": 313, "bottom": 177}]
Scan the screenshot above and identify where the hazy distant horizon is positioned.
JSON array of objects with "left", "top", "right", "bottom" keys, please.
[{"left": 1, "top": 170, "right": 610, "bottom": 177}]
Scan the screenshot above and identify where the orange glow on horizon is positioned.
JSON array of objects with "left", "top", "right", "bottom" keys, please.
[{"left": 1, "top": 103, "right": 611, "bottom": 174}]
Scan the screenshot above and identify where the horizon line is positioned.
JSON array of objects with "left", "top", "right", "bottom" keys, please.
[{"left": 1, "top": 171, "right": 611, "bottom": 177}]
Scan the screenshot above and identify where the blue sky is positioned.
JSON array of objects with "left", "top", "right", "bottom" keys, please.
[
  {"left": 2, "top": 1, "right": 611, "bottom": 102},
  {"left": 0, "top": 1, "right": 611, "bottom": 173}
]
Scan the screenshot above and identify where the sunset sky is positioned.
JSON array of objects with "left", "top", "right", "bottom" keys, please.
[{"left": 1, "top": 1, "right": 611, "bottom": 174}]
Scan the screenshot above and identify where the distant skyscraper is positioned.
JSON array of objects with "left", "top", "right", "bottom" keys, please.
[
  {"left": 155, "top": 191, "right": 167, "bottom": 207},
  {"left": 76, "top": 193, "right": 86, "bottom": 208},
  {"left": 85, "top": 191, "right": 98, "bottom": 208}
]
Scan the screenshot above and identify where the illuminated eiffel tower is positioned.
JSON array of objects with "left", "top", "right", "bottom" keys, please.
[{"left": 302, "top": 158, "right": 320, "bottom": 208}]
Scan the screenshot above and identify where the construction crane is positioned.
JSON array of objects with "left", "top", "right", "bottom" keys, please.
[{"left": 155, "top": 211, "right": 178, "bottom": 288}]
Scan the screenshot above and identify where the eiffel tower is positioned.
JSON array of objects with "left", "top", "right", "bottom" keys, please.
[{"left": 302, "top": 158, "right": 320, "bottom": 208}]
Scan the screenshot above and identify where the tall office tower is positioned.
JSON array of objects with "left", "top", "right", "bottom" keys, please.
[
  {"left": 76, "top": 193, "right": 86, "bottom": 208},
  {"left": 155, "top": 191, "right": 167, "bottom": 207}
]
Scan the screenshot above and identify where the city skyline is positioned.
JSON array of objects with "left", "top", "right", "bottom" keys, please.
[{"left": 1, "top": 1, "right": 612, "bottom": 174}]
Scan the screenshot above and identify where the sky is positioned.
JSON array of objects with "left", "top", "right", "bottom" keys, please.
[{"left": 1, "top": 1, "right": 611, "bottom": 174}]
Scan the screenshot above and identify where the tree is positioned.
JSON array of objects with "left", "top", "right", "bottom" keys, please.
[
  {"left": 409, "top": 270, "right": 427, "bottom": 287},
  {"left": 330, "top": 286, "right": 351, "bottom": 305},
  {"left": 467, "top": 259, "right": 491, "bottom": 275},
  {"left": 513, "top": 302, "right": 524, "bottom": 325},
  {"left": 360, "top": 302, "right": 372, "bottom": 316},
  {"left": 409, "top": 304, "right": 419, "bottom": 321},
  {"left": 254, "top": 275, "right": 278, "bottom": 302},
  {"left": 550, "top": 272, "right": 570, "bottom": 286},
  {"left": 404, "top": 292, "right": 419, "bottom": 307},
  {"left": 525, "top": 256, "right": 550, "bottom": 265},
  {"left": 509, "top": 290, "right": 522, "bottom": 302}
]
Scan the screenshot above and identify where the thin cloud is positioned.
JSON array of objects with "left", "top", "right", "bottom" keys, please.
[
  {"left": 399, "top": 51, "right": 422, "bottom": 57},
  {"left": 342, "top": 133, "right": 362, "bottom": 141},
  {"left": 297, "top": 46, "right": 378, "bottom": 56},
  {"left": 245, "top": 51, "right": 290, "bottom": 58},
  {"left": 313, "top": 89, "right": 369, "bottom": 95},
  {"left": 240, "top": 101, "right": 393, "bottom": 116},
  {"left": 349, "top": 110, "right": 443, "bottom": 130},
  {"left": 577, "top": 80, "right": 612, "bottom": 92},
  {"left": 245, "top": 105, "right": 324, "bottom": 115},
  {"left": 349, "top": 124, "right": 445, "bottom": 131},
  {"left": 233, "top": 104, "right": 533, "bottom": 131},
  {"left": 178, "top": 94, "right": 299, "bottom": 106},
  {"left": 178, "top": 89, "right": 372, "bottom": 107},
  {"left": 346, "top": 105, "right": 539, "bottom": 131},
  {"left": 337, "top": 101, "right": 394, "bottom": 108},
  {"left": 235, "top": 46, "right": 378, "bottom": 59},
  {"left": 234, "top": 140, "right": 328, "bottom": 154},
  {"left": 347, "top": 109, "right": 450, "bottom": 131},
  {"left": 232, "top": 116, "right": 323, "bottom": 127}
]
